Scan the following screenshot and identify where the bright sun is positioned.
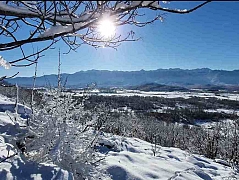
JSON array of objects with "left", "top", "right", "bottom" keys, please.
[{"left": 98, "top": 18, "right": 116, "bottom": 38}]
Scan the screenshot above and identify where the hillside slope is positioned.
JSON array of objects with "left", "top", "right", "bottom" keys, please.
[
  {"left": 0, "top": 94, "right": 238, "bottom": 179},
  {"left": 97, "top": 133, "right": 239, "bottom": 180}
]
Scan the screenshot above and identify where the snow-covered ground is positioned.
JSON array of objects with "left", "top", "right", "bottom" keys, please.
[
  {"left": 72, "top": 89, "right": 239, "bottom": 101},
  {"left": 0, "top": 94, "right": 31, "bottom": 119},
  {"left": 0, "top": 94, "right": 238, "bottom": 180},
  {"left": 205, "top": 108, "right": 239, "bottom": 116},
  {"left": 97, "top": 133, "right": 239, "bottom": 180},
  {"left": 0, "top": 136, "right": 72, "bottom": 180}
]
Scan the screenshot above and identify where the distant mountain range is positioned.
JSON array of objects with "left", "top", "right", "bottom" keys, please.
[{"left": 6, "top": 68, "right": 239, "bottom": 89}]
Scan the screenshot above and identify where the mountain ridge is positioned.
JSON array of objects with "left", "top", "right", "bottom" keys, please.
[{"left": 6, "top": 68, "right": 239, "bottom": 88}]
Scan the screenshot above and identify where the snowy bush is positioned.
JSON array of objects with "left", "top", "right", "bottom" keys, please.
[{"left": 25, "top": 90, "right": 106, "bottom": 179}]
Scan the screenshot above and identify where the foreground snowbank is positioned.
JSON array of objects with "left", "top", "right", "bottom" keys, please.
[
  {"left": 97, "top": 133, "right": 239, "bottom": 180},
  {"left": 0, "top": 135, "right": 73, "bottom": 180}
]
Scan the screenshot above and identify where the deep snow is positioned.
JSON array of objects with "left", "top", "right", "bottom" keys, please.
[{"left": 97, "top": 133, "right": 239, "bottom": 180}]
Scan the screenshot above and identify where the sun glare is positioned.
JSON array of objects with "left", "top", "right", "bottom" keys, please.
[{"left": 98, "top": 18, "right": 116, "bottom": 38}]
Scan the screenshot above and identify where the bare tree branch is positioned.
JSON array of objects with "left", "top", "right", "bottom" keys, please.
[{"left": 0, "top": 1, "right": 210, "bottom": 80}]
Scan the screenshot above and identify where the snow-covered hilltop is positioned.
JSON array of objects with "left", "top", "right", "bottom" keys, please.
[{"left": 0, "top": 93, "right": 238, "bottom": 179}]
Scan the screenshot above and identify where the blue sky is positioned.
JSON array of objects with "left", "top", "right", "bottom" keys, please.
[{"left": 1, "top": 1, "right": 239, "bottom": 77}]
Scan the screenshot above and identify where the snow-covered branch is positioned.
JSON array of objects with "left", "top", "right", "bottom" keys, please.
[{"left": 0, "top": 1, "right": 210, "bottom": 70}]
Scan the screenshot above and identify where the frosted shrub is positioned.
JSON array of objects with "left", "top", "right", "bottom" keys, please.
[{"left": 25, "top": 90, "right": 103, "bottom": 179}]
